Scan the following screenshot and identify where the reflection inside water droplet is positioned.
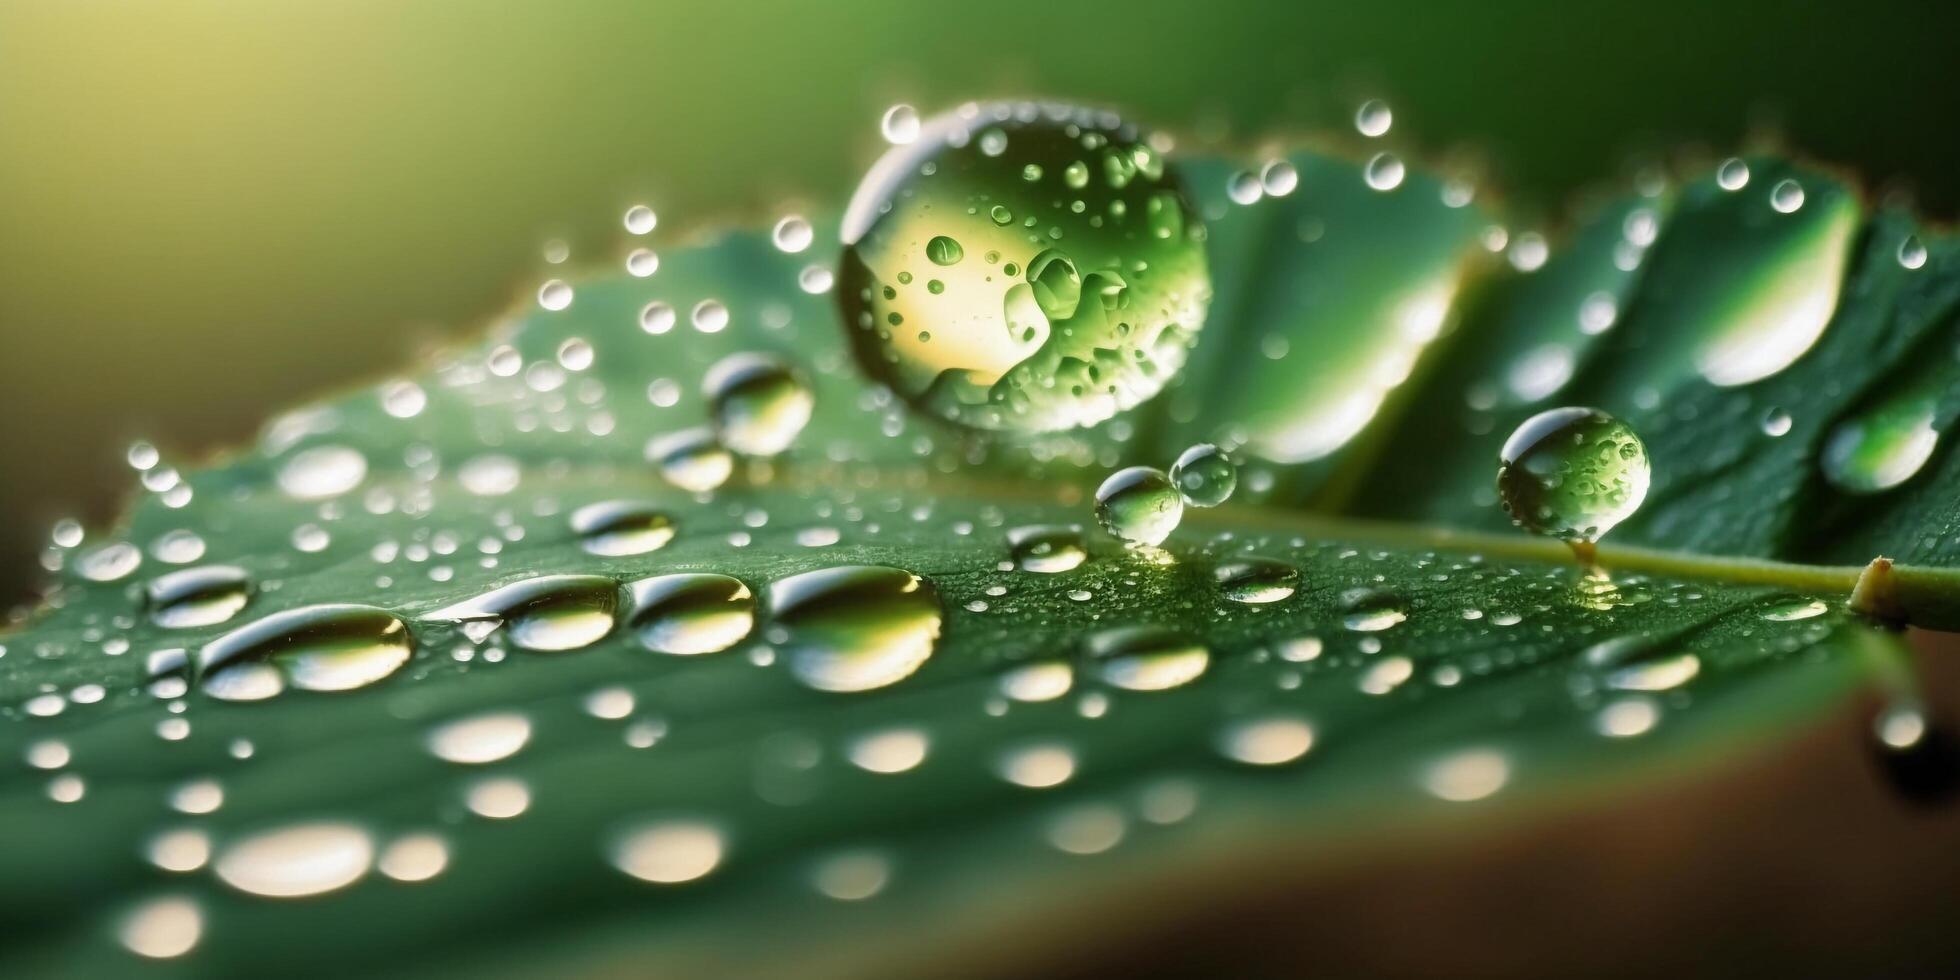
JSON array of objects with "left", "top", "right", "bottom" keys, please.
[
  {"left": 197, "top": 605, "right": 413, "bottom": 701},
  {"left": 146, "top": 565, "right": 252, "bottom": 629},
  {"left": 569, "top": 501, "right": 676, "bottom": 557},
  {"left": 424, "top": 575, "right": 618, "bottom": 653}
]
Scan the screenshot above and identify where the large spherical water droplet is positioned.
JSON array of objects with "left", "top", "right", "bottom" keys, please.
[
  {"left": 1497, "top": 407, "right": 1650, "bottom": 543},
  {"left": 197, "top": 604, "right": 413, "bottom": 701},
  {"left": 1086, "top": 625, "right": 1209, "bottom": 691},
  {"left": 627, "top": 573, "right": 755, "bottom": 655},
  {"left": 766, "top": 565, "right": 941, "bottom": 693},
  {"left": 1094, "top": 466, "right": 1182, "bottom": 547},
  {"left": 838, "top": 101, "right": 1210, "bottom": 432},
  {"left": 1354, "top": 99, "right": 1393, "bottom": 137},
  {"left": 146, "top": 565, "right": 252, "bottom": 629},
  {"left": 424, "top": 575, "right": 619, "bottom": 652},
  {"left": 1170, "top": 442, "right": 1236, "bottom": 507},
  {"left": 704, "top": 353, "right": 814, "bottom": 457}
]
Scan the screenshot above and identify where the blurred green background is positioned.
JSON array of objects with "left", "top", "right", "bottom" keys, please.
[{"left": 4, "top": 0, "right": 1960, "bottom": 602}]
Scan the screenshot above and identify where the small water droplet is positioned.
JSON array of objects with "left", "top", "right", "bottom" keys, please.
[
  {"left": 570, "top": 501, "right": 676, "bottom": 557},
  {"left": 647, "top": 428, "right": 734, "bottom": 493},
  {"left": 848, "top": 727, "right": 929, "bottom": 773},
  {"left": 426, "top": 712, "right": 532, "bottom": 765},
  {"left": 145, "top": 566, "right": 252, "bottom": 629},
  {"left": 1716, "top": 157, "right": 1750, "bottom": 191},
  {"left": 880, "top": 104, "right": 920, "bottom": 145},
  {"left": 1214, "top": 557, "right": 1298, "bottom": 604},
  {"left": 996, "top": 742, "right": 1076, "bottom": 788},
  {"left": 278, "top": 445, "right": 367, "bottom": 500},
  {"left": 538, "top": 279, "right": 574, "bottom": 311},
  {"left": 1218, "top": 716, "right": 1314, "bottom": 765},
  {"left": 1340, "top": 588, "right": 1408, "bottom": 632},
  {"left": 1364, "top": 153, "right": 1405, "bottom": 191},
  {"left": 1898, "top": 234, "right": 1928, "bottom": 270},
  {"left": 214, "top": 822, "right": 374, "bottom": 897},
  {"left": 623, "top": 204, "right": 658, "bottom": 235},
  {"left": 1769, "top": 178, "right": 1805, "bottom": 213},
  {"left": 773, "top": 215, "right": 814, "bottom": 253},
  {"left": 119, "top": 897, "right": 203, "bottom": 959},
  {"left": 611, "top": 821, "right": 725, "bottom": 884},
  {"left": 1354, "top": 99, "right": 1393, "bottom": 137},
  {"left": 1007, "top": 524, "right": 1088, "bottom": 573},
  {"left": 1086, "top": 625, "right": 1209, "bottom": 691},
  {"left": 1422, "top": 749, "right": 1510, "bottom": 802},
  {"left": 1761, "top": 407, "right": 1793, "bottom": 437},
  {"left": 704, "top": 353, "right": 814, "bottom": 457}
]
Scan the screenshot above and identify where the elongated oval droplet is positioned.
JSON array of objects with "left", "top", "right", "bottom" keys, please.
[
  {"left": 1006, "top": 524, "right": 1088, "bottom": 573},
  {"left": 1095, "top": 466, "right": 1183, "bottom": 547},
  {"left": 197, "top": 604, "right": 413, "bottom": 701},
  {"left": 1497, "top": 407, "right": 1649, "bottom": 543},
  {"left": 214, "top": 822, "right": 374, "bottom": 898},
  {"left": 569, "top": 501, "right": 676, "bottom": 557},
  {"left": 146, "top": 565, "right": 252, "bottom": 629},
  {"left": 424, "top": 575, "right": 618, "bottom": 653},
  {"left": 1214, "top": 557, "right": 1298, "bottom": 604},
  {"left": 839, "top": 101, "right": 1210, "bottom": 433},
  {"left": 1086, "top": 625, "right": 1209, "bottom": 691},
  {"left": 647, "top": 428, "right": 734, "bottom": 493},
  {"left": 767, "top": 566, "right": 941, "bottom": 693},
  {"left": 1170, "top": 443, "right": 1236, "bottom": 507},
  {"left": 1340, "top": 588, "right": 1408, "bottom": 632},
  {"left": 704, "top": 353, "right": 814, "bottom": 457},
  {"left": 628, "top": 573, "right": 755, "bottom": 655}
]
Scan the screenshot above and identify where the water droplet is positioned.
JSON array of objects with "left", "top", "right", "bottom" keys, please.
[
  {"left": 1761, "top": 407, "right": 1793, "bottom": 437},
  {"left": 848, "top": 727, "right": 929, "bottom": 773},
  {"left": 1716, "top": 157, "right": 1750, "bottom": 191},
  {"left": 457, "top": 454, "right": 521, "bottom": 496},
  {"left": 1364, "top": 153, "right": 1405, "bottom": 191},
  {"left": 996, "top": 742, "right": 1077, "bottom": 788},
  {"left": 1762, "top": 597, "right": 1829, "bottom": 621},
  {"left": 1595, "top": 698, "right": 1659, "bottom": 738},
  {"left": 378, "top": 834, "right": 450, "bottom": 883},
  {"left": 278, "top": 445, "right": 367, "bottom": 500},
  {"left": 1770, "top": 178, "right": 1805, "bottom": 213},
  {"left": 1007, "top": 524, "right": 1088, "bottom": 573},
  {"left": 570, "top": 501, "right": 676, "bottom": 557},
  {"left": 147, "top": 828, "right": 211, "bottom": 872},
  {"left": 380, "top": 380, "right": 427, "bottom": 418},
  {"left": 145, "top": 565, "right": 252, "bottom": 629},
  {"left": 691, "top": 300, "right": 730, "bottom": 333},
  {"left": 1422, "top": 749, "right": 1510, "bottom": 801},
  {"left": 839, "top": 101, "right": 1210, "bottom": 433},
  {"left": 1898, "top": 234, "right": 1928, "bottom": 270},
  {"left": 647, "top": 428, "right": 734, "bottom": 493},
  {"left": 704, "top": 353, "right": 814, "bottom": 457},
  {"left": 538, "top": 279, "right": 574, "bottom": 311},
  {"left": 1822, "top": 395, "right": 1939, "bottom": 494},
  {"left": 767, "top": 566, "right": 941, "bottom": 693},
  {"left": 1340, "top": 588, "right": 1408, "bottom": 632},
  {"left": 627, "top": 573, "right": 755, "bottom": 655},
  {"left": 1094, "top": 466, "right": 1183, "bottom": 547},
  {"left": 640, "top": 301, "right": 677, "bottom": 335},
  {"left": 197, "top": 605, "right": 413, "bottom": 701},
  {"left": 1218, "top": 716, "right": 1314, "bottom": 765},
  {"left": 1086, "top": 625, "right": 1209, "bottom": 691},
  {"left": 1227, "top": 170, "right": 1263, "bottom": 206},
  {"left": 426, "top": 711, "right": 532, "bottom": 765},
  {"left": 1046, "top": 804, "right": 1126, "bottom": 855},
  {"left": 1497, "top": 407, "right": 1649, "bottom": 544},
  {"left": 1354, "top": 99, "right": 1393, "bottom": 137},
  {"left": 612, "top": 820, "right": 725, "bottom": 884},
  {"left": 1170, "top": 442, "right": 1236, "bottom": 507},
  {"left": 1359, "top": 656, "right": 1415, "bottom": 695},
  {"left": 799, "top": 264, "right": 835, "bottom": 294},
  {"left": 880, "top": 104, "right": 920, "bottom": 145},
  {"left": 1000, "top": 661, "right": 1074, "bottom": 702},
  {"left": 1214, "top": 557, "right": 1298, "bottom": 604},
  {"left": 215, "top": 822, "right": 374, "bottom": 897},
  {"left": 925, "top": 234, "right": 964, "bottom": 266},
  {"left": 465, "top": 777, "right": 531, "bottom": 819},
  {"left": 119, "top": 897, "right": 203, "bottom": 959},
  {"left": 812, "top": 850, "right": 891, "bottom": 901},
  {"left": 1260, "top": 159, "right": 1299, "bottom": 197},
  {"left": 773, "top": 215, "right": 814, "bottom": 253},
  {"left": 624, "top": 204, "right": 658, "bottom": 235},
  {"left": 425, "top": 575, "right": 618, "bottom": 653},
  {"left": 623, "top": 248, "right": 659, "bottom": 278}
]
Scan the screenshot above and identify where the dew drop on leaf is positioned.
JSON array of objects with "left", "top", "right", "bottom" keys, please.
[
  {"left": 1170, "top": 442, "right": 1236, "bottom": 507},
  {"left": 198, "top": 604, "right": 414, "bottom": 701},
  {"left": 704, "top": 353, "right": 814, "bottom": 457},
  {"left": 145, "top": 565, "right": 252, "bottom": 629},
  {"left": 1496, "top": 407, "right": 1649, "bottom": 545},
  {"left": 1094, "top": 466, "right": 1182, "bottom": 547},
  {"left": 766, "top": 565, "right": 942, "bottom": 693},
  {"left": 627, "top": 573, "right": 756, "bottom": 655}
]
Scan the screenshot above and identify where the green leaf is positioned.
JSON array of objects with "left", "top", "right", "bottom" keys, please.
[{"left": 2, "top": 142, "right": 1955, "bottom": 976}]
